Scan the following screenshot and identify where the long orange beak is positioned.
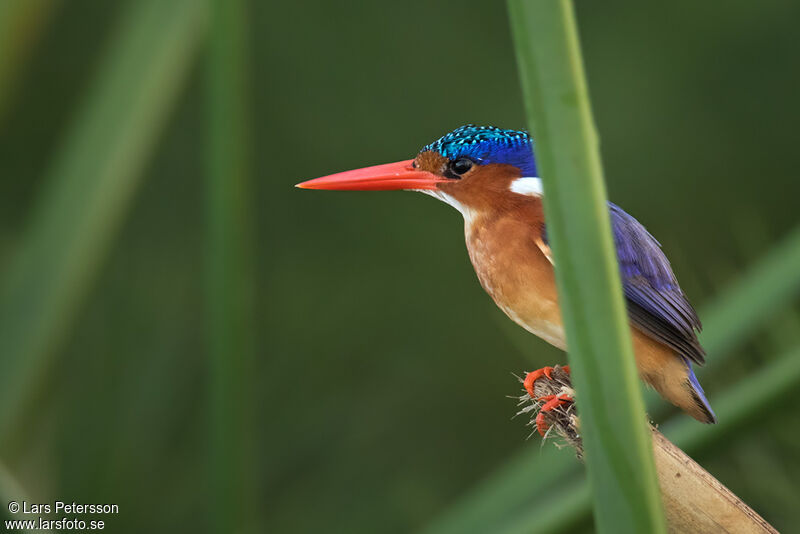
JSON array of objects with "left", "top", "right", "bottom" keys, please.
[{"left": 295, "top": 159, "right": 447, "bottom": 191}]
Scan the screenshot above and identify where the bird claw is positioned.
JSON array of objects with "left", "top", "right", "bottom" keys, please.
[
  {"left": 523, "top": 365, "right": 570, "bottom": 399},
  {"left": 534, "top": 394, "right": 574, "bottom": 436}
]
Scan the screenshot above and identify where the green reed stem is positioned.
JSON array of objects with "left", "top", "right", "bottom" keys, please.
[{"left": 507, "top": 1, "right": 665, "bottom": 532}]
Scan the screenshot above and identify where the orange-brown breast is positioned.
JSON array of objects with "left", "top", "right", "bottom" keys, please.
[{"left": 464, "top": 201, "right": 566, "bottom": 349}]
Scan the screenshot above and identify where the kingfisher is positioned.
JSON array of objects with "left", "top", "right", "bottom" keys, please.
[{"left": 297, "top": 124, "right": 716, "bottom": 434}]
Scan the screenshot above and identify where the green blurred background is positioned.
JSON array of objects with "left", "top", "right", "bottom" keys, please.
[{"left": 1, "top": 1, "right": 799, "bottom": 532}]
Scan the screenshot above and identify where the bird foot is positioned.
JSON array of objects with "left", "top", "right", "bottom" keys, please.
[
  {"left": 535, "top": 394, "right": 574, "bottom": 436},
  {"left": 523, "top": 365, "right": 570, "bottom": 399}
]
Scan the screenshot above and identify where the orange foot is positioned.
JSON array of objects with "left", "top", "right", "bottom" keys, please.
[
  {"left": 523, "top": 365, "right": 570, "bottom": 399},
  {"left": 535, "top": 394, "right": 573, "bottom": 436}
]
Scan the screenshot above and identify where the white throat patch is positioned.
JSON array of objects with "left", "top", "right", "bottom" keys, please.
[
  {"left": 509, "top": 177, "right": 544, "bottom": 197},
  {"left": 414, "top": 189, "right": 475, "bottom": 225}
]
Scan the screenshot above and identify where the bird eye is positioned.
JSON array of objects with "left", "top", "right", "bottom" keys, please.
[{"left": 449, "top": 157, "right": 474, "bottom": 177}]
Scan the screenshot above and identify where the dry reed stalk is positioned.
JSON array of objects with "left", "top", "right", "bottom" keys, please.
[{"left": 517, "top": 366, "right": 778, "bottom": 534}]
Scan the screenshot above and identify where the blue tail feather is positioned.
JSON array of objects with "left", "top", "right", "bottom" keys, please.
[{"left": 682, "top": 357, "right": 716, "bottom": 423}]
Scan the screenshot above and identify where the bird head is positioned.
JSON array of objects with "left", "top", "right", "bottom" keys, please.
[{"left": 296, "top": 125, "right": 542, "bottom": 214}]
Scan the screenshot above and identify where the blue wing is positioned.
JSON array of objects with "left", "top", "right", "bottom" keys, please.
[
  {"left": 539, "top": 203, "right": 705, "bottom": 364},
  {"left": 608, "top": 203, "right": 705, "bottom": 365},
  {"left": 539, "top": 203, "right": 712, "bottom": 420}
]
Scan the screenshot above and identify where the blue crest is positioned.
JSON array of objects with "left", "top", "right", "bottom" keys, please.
[{"left": 420, "top": 124, "right": 537, "bottom": 177}]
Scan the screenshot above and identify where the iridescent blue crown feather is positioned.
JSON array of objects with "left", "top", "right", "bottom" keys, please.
[{"left": 420, "top": 124, "right": 538, "bottom": 177}]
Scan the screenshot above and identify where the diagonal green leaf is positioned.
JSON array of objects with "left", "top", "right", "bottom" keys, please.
[
  {"left": 0, "top": 0, "right": 208, "bottom": 439},
  {"left": 698, "top": 226, "right": 800, "bottom": 371},
  {"left": 421, "top": 446, "right": 576, "bottom": 534}
]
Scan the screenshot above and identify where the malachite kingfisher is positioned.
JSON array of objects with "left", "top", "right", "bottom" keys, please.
[{"left": 297, "top": 125, "right": 716, "bottom": 433}]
